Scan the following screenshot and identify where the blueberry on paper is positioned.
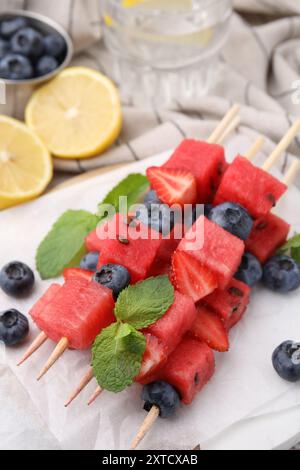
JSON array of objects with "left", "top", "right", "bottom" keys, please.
[
  {"left": 272, "top": 341, "right": 300, "bottom": 382},
  {"left": 0, "top": 261, "right": 35, "bottom": 297},
  {"left": 142, "top": 381, "right": 180, "bottom": 418},
  {"left": 208, "top": 202, "right": 253, "bottom": 241},
  {"left": 0, "top": 309, "right": 29, "bottom": 346},
  {"left": 263, "top": 255, "right": 300, "bottom": 293}
]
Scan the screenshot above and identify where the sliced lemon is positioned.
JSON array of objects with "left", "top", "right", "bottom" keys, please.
[
  {"left": 0, "top": 115, "right": 53, "bottom": 210},
  {"left": 25, "top": 67, "right": 122, "bottom": 159}
]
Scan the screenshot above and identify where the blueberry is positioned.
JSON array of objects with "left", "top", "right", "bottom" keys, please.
[
  {"left": 208, "top": 202, "right": 253, "bottom": 241},
  {"left": 0, "top": 261, "right": 35, "bottom": 297},
  {"left": 93, "top": 264, "right": 131, "bottom": 299},
  {"left": 142, "top": 381, "right": 180, "bottom": 419},
  {"left": 272, "top": 341, "right": 300, "bottom": 382},
  {"left": 204, "top": 204, "right": 213, "bottom": 217},
  {"left": 11, "top": 27, "right": 44, "bottom": 57},
  {"left": 0, "top": 17, "right": 28, "bottom": 38},
  {"left": 263, "top": 255, "right": 300, "bottom": 293},
  {"left": 235, "top": 253, "right": 263, "bottom": 287},
  {"left": 36, "top": 55, "right": 58, "bottom": 76},
  {"left": 0, "top": 309, "right": 29, "bottom": 346},
  {"left": 80, "top": 252, "right": 99, "bottom": 271},
  {"left": 43, "top": 34, "right": 66, "bottom": 58},
  {"left": 144, "top": 190, "right": 161, "bottom": 206},
  {"left": 137, "top": 203, "right": 175, "bottom": 237},
  {"left": 0, "top": 53, "right": 33, "bottom": 80},
  {"left": 0, "top": 38, "right": 10, "bottom": 59}
]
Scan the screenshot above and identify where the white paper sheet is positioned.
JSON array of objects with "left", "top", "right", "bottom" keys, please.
[{"left": 1, "top": 135, "right": 300, "bottom": 450}]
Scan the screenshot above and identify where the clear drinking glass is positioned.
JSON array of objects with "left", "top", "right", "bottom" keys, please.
[{"left": 100, "top": 0, "right": 232, "bottom": 107}]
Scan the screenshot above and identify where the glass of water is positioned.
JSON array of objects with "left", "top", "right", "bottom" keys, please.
[{"left": 100, "top": 0, "right": 232, "bottom": 107}]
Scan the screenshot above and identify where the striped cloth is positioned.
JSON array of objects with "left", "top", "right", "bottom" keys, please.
[{"left": 0, "top": 0, "right": 300, "bottom": 190}]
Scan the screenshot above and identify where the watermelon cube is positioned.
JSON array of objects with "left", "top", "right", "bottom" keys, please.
[
  {"left": 203, "top": 278, "right": 251, "bottom": 330},
  {"left": 164, "top": 140, "right": 226, "bottom": 203},
  {"left": 63, "top": 268, "right": 94, "bottom": 282},
  {"left": 30, "top": 284, "right": 61, "bottom": 321},
  {"left": 136, "top": 334, "right": 168, "bottom": 384},
  {"left": 85, "top": 230, "right": 101, "bottom": 252},
  {"left": 245, "top": 213, "right": 290, "bottom": 264},
  {"left": 95, "top": 214, "right": 163, "bottom": 283},
  {"left": 214, "top": 156, "right": 287, "bottom": 218},
  {"left": 137, "top": 292, "right": 197, "bottom": 383},
  {"left": 151, "top": 337, "right": 215, "bottom": 405},
  {"left": 31, "top": 278, "right": 115, "bottom": 350},
  {"left": 177, "top": 216, "right": 245, "bottom": 289}
]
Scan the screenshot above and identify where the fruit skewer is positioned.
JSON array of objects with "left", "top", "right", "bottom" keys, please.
[{"left": 17, "top": 105, "right": 241, "bottom": 378}]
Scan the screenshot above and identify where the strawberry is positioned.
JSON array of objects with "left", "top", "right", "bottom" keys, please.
[
  {"left": 191, "top": 305, "right": 230, "bottom": 352},
  {"left": 63, "top": 268, "right": 94, "bottom": 282},
  {"left": 146, "top": 166, "right": 197, "bottom": 206},
  {"left": 172, "top": 250, "right": 218, "bottom": 303}
]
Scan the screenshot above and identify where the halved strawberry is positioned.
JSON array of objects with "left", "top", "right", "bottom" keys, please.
[
  {"left": 172, "top": 250, "right": 218, "bottom": 303},
  {"left": 191, "top": 305, "right": 230, "bottom": 352},
  {"left": 63, "top": 268, "right": 94, "bottom": 282},
  {"left": 146, "top": 166, "right": 197, "bottom": 206}
]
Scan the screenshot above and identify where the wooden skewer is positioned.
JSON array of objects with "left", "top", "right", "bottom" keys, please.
[
  {"left": 245, "top": 136, "right": 265, "bottom": 161},
  {"left": 283, "top": 160, "right": 300, "bottom": 186},
  {"left": 37, "top": 337, "right": 69, "bottom": 381},
  {"left": 263, "top": 120, "right": 300, "bottom": 172},
  {"left": 17, "top": 331, "right": 48, "bottom": 367},
  {"left": 87, "top": 386, "right": 103, "bottom": 406},
  {"left": 64, "top": 367, "right": 94, "bottom": 407},
  {"left": 207, "top": 104, "right": 240, "bottom": 144},
  {"left": 130, "top": 405, "right": 160, "bottom": 450},
  {"left": 218, "top": 116, "right": 241, "bottom": 145}
]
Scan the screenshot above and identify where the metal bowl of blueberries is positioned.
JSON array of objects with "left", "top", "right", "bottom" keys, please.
[{"left": 0, "top": 10, "right": 73, "bottom": 85}]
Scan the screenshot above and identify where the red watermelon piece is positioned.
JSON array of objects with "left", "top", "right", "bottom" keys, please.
[
  {"left": 151, "top": 337, "right": 215, "bottom": 404},
  {"left": 135, "top": 334, "right": 168, "bottom": 384},
  {"left": 63, "top": 268, "right": 94, "bottom": 282},
  {"left": 245, "top": 213, "right": 290, "bottom": 264},
  {"left": 191, "top": 305, "right": 230, "bottom": 352},
  {"left": 203, "top": 278, "right": 251, "bottom": 330},
  {"left": 29, "top": 284, "right": 61, "bottom": 321},
  {"left": 85, "top": 230, "right": 101, "bottom": 252},
  {"left": 177, "top": 216, "right": 245, "bottom": 289},
  {"left": 164, "top": 140, "right": 226, "bottom": 203},
  {"left": 96, "top": 213, "right": 163, "bottom": 283},
  {"left": 31, "top": 279, "right": 115, "bottom": 350},
  {"left": 214, "top": 156, "right": 287, "bottom": 218}
]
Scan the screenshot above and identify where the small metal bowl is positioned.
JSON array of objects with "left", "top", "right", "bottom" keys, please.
[{"left": 0, "top": 9, "right": 73, "bottom": 86}]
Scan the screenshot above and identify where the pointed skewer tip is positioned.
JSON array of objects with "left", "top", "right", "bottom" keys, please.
[
  {"left": 36, "top": 337, "right": 69, "bottom": 381},
  {"left": 130, "top": 405, "right": 160, "bottom": 450},
  {"left": 17, "top": 331, "right": 48, "bottom": 367}
]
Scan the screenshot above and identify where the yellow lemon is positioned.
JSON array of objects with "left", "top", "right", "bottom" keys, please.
[
  {"left": 25, "top": 67, "right": 122, "bottom": 159},
  {"left": 0, "top": 115, "right": 52, "bottom": 210}
]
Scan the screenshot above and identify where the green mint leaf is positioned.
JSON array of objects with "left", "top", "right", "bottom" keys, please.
[
  {"left": 36, "top": 210, "right": 99, "bottom": 279},
  {"left": 97, "top": 173, "right": 149, "bottom": 218},
  {"left": 114, "top": 276, "right": 175, "bottom": 330},
  {"left": 291, "top": 247, "right": 300, "bottom": 264},
  {"left": 280, "top": 233, "right": 300, "bottom": 253},
  {"left": 92, "top": 322, "right": 146, "bottom": 393}
]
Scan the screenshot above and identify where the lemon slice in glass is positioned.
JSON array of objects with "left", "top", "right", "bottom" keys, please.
[{"left": 25, "top": 67, "right": 122, "bottom": 159}]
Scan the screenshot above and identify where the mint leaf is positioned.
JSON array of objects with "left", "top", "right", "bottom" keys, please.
[
  {"left": 36, "top": 210, "right": 99, "bottom": 279},
  {"left": 92, "top": 322, "right": 146, "bottom": 393},
  {"left": 280, "top": 233, "right": 300, "bottom": 253},
  {"left": 115, "top": 276, "right": 175, "bottom": 330},
  {"left": 291, "top": 247, "right": 300, "bottom": 264},
  {"left": 97, "top": 173, "right": 149, "bottom": 218}
]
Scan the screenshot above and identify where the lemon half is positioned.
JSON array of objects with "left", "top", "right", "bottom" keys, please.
[
  {"left": 25, "top": 67, "right": 122, "bottom": 159},
  {"left": 0, "top": 115, "right": 52, "bottom": 210}
]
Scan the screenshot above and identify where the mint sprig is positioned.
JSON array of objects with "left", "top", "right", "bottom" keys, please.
[
  {"left": 92, "top": 276, "right": 175, "bottom": 393},
  {"left": 280, "top": 233, "right": 300, "bottom": 263},
  {"left": 36, "top": 174, "right": 149, "bottom": 279}
]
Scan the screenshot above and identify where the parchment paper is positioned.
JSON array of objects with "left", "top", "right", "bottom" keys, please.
[{"left": 1, "top": 134, "right": 300, "bottom": 450}]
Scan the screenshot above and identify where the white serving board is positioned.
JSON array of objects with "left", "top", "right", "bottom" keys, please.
[{"left": 0, "top": 134, "right": 300, "bottom": 450}]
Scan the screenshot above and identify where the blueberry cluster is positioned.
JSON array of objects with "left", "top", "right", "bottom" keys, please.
[{"left": 0, "top": 16, "right": 67, "bottom": 80}]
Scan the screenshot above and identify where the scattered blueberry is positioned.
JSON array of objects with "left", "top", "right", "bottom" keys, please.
[
  {"left": 263, "top": 255, "right": 300, "bottom": 293},
  {"left": 144, "top": 190, "right": 161, "bottom": 206},
  {"left": 235, "top": 253, "right": 263, "bottom": 287},
  {"left": 0, "top": 309, "right": 29, "bottom": 346},
  {"left": 208, "top": 202, "right": 253, "bottom": 241},
  {"left": 0, "top": 53, "right": 33, "bottom": 80},
  {"left": 0, "top": 38, "right": 10, "bottom": 59},
  {"left": 204, "top": 204, "right": 213, "bottom": 218},
  {"left": 11, "top": 27, "right": 44, "bottom": 57},
  {"left": 93, "top": 264, "right": 131, "bottom": 299},
  {"left": 142, "top": 381, "right": 180, "bottom": 418},
  {"left": 137, "top": 203, "right": 175, "bottom": 236},
  {"left": 272, "top": 341, "right": 300, "bottom": 382},
  {"left": 0, "top": 17, "right": 28, "bottom": 38},
  {"left": 80, "top": 252, "right": 99, "bottom": 271},
  {"left": 0, "top": 261, "right": 35, "bottom": 297},
  {"left": 36, "top": 55, "right": 58, "bottom": 76},
  {"left": 43, "top": 34, "right": 66, "bottom": 58}
]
